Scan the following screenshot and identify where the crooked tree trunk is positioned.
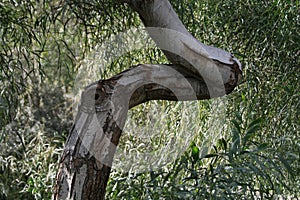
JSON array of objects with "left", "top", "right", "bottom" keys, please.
[{"left": 53, "top": 0, "right": 242, "bottom": 199}]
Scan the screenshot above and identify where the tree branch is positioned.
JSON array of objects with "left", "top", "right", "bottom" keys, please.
[
  {"left": 53, "top": 63, "right": 240, "bottom": 199},
  {"left": 125, "top": 0, "right": 242, "bottom": 97},
  {"left": 53, "top": 0, "right": 243, "bottom": 199}
]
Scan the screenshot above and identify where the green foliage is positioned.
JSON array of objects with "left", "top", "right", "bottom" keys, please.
[
  {"left": 0, "top": 85, "right": 71, "bottom": 199},
  {"left": 107, "top": 115, "right": 298, "bottom": 199},
  {"left": 0, "top": 0, "right": 299, "bottom": 199},
  {"left": 107, "top": 0, "right": 299, "bottom": 199}
]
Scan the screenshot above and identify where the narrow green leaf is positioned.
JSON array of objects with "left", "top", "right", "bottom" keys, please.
[
  {"left": 278, "top": 154, "right": 294, "bottom": 179},
  {"left": 248, "top": 117, "right": 263, "bottom": 128},
  {"left": 232, "top": 119, "right": 241, "bottom": 134},
  {"left": 232, "top": 126, "right": 240, "bottom": 142},
  {"left": 243, "top": 124, "right": 260, "bottom": 146},
  {"left": 235, "top": 111, "right": 243, "bottom": 123},
  {"left": 246, "top": 124, "right": 260, "bottom": 135},
  {"left": 204, "top": 154, "right": 218, "bottom": 158},
  {"left": 192, "top": 145, "right": 199, "bottom": 155},
  {"left": 191, "top": 145, "right": 200, "bottom": 161},
  {"left": 243, "top": 118, "right": 262, "bottom": 146},
  {"left": 222, "top": 138, "right": 227, "bottom": 151},
  {"left": 230, "top": 137, "right": 240, "bottom": 157},
  {"left": 217, "top": 138, "right": 227, "bottom": 151},
  {"left": 252, "top": 143, "right": 268, "bottom": 153}
]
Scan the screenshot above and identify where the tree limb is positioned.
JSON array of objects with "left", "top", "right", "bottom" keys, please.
[
  {"left": 125, "top": 0, "right": 242, "bottom": 97},
  {"left": 53, "top": 63, "right": 240, "bottom": 199},
  {"left": 53, "top": 0, "right": 242, "bottom": 199}
]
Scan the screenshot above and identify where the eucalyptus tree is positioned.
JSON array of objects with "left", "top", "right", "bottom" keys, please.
[
  {"left": 1, "top": 0, "right": 298, "bottom": 199},
  {"left": 52, "top": 0, "right": 241, "bottom": 199}
]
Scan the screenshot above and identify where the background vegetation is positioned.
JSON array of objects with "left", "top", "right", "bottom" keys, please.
[{"left": 0, "top": 0, "right": 299, "bottom": 199}]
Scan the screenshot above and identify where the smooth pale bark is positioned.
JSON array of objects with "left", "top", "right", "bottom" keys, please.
[
  {"left": 53, "top": 64, "right": 240, "bottom": 199},
  {"left": 53, "top": 0, "right": 242, "bottom": 199},
  {"left": 125, "top": 0, "right": 242, "bottom": 78}
]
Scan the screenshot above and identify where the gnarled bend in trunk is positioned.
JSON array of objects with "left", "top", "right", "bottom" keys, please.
[{"left": 53, "top": 0, "right": 242, "bottom": 199}]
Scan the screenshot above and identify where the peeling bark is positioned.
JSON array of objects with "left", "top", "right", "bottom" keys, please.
[{"left": 53, "top": 0, "right": 242, "bottom": 199}]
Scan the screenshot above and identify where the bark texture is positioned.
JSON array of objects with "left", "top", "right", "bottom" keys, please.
[{"left": 53, "top": 0, "right": 242, "bottom": 199}]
